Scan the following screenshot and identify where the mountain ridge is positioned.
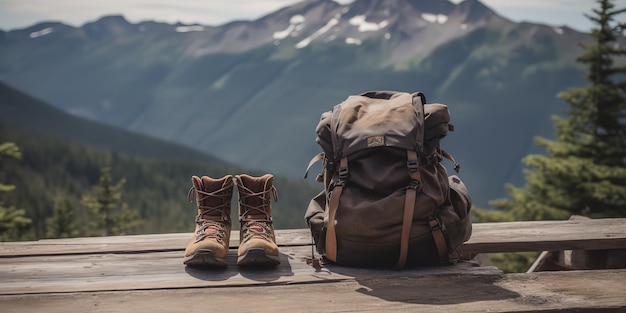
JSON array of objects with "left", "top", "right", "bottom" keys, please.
[{"left": 0, "top": 0, "right": 606, "bottom": 208}]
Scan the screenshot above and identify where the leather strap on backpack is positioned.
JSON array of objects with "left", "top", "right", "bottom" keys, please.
[
  {"left": 396, "top": 150, "right": 422, "bottom": 269},
  {"left": 303, "top": 152, "right": 325, "bottom": 179},
  {"left": 429, "top": 216, "right": 449, "bottom": 263},
  {"left": 441, "top": 149, "right": 461, "bottom": 173},
  {"left": 325, "top": 157, "right": 348, "bottom": 262}
]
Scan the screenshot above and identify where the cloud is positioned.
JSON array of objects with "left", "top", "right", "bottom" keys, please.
[
  {"left": 478, "top": 0, "right": 626, "bottom": 32},
  {"left": 1, "top": 0, "right": 624, "bottom": 31},
  {"left": 482, "top": 0, "right": 589, "bottom": 11},
  {"left": 0, "top": 0, "right": 303, "bottom": 29}
]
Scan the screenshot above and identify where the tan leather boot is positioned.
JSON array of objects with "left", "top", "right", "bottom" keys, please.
[
  {"left": 234, "top": 174, "right": 280, "bottom": 266},
  {"left": 184, "top": 175, "right": 233, "bottom": 267}
]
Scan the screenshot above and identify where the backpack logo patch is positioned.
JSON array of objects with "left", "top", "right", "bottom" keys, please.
[{"left": 366, "top": 135, "right": 385, "bottom": 147}]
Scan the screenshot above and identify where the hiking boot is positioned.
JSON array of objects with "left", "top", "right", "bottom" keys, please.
[
  {"left": 234, "top": 174, "right": 280, "bottom": 266},
  {"left": 184, "top": 175, "right": 233, "bottom": 267}
]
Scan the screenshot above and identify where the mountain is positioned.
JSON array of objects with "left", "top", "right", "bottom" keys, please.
[
  {"left": 0, "top": 83, "right": 319, "bottom": 238},
  {"left": 0, "top": 80, "right": 224, "bottom": 163},
  {"left": 0, "top": 0, "right": 607, "bottom": 208}
]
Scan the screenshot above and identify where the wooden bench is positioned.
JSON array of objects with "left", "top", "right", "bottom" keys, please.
[{"left": 1, "top": 218, "right": 625, "bottom": 312}]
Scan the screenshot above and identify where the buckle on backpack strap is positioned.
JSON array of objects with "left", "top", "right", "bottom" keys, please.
[
  {"left": 330, "top": 180, "right": 346, "bottom": 191},
  {"left": 406, "top": 181, "right": 421, "bottom": 191},
  {"left": 338, "top": 166, "right": 349, "bottom": 179},
  {"left": 424, "top": 154, "right": 441, "bottom": 165},
  {"left": 428, "top": 216, "right": 442, "bottom": 230},
  {"left": 407, "top": 159, "right": 419, "bottom": 172}
]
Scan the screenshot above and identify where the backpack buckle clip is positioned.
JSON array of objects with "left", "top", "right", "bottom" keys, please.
[
  {"left": 338, "top": 166, "right": 349, "bottom": 179},
  {"left": 425, "top": 154, "right": 441, "bottom": 165},
  {"left": 406, "top": 181, "right": 421, "bottom": 191},
  {"left": 330, "top": 180, "right": 345, "bottom": 191},
  {"left": 428, "top": 216, "right": 442, "bottom": 231},
  {"left": 407, "top": 159, "right": 419, "bottom": 172}
]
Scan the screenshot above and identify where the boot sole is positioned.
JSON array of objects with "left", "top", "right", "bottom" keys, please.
[
  {"left": 183, "top": 249, "right": 228, "bottom": 267},
  {"left": 237, "top": 248, "right": 281, "bottom": 267}
]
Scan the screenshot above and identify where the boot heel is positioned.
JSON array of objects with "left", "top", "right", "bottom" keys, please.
[
  {"left": 237, "top": 248, "right": 280, "bottom": 266},
  {"left": 184, "top": 249, "right": 228, "bottom": 267}
]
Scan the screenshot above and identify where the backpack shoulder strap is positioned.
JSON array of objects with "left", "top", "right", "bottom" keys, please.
[
  {"left": 396, "top": 150, "right": 422, "bottom": 269},
  {"left": 325, "top": 156, "right": 348, "bottom": 262},
  {"left": 395, "top": 92, "right": 426, "bottom": 269}
]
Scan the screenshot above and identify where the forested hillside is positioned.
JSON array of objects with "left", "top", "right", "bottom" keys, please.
[
  {"left": 0, "top": 127, "right": 318, "bottom": 240},
  {"left": 0, "top": 78, "right": 322, "bottom": 240}
]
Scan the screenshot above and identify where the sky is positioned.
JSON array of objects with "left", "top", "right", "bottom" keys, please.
[{"left": 0, "top": 0, "right": 625, "bottom": 33}]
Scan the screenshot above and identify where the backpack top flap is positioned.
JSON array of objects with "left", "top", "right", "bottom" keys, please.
[
  {"left": 321, "top": 91, "right": 425, "bottom": 160},
  {"left": 423, "top": 103, "right": 452, "bottom": 154}
]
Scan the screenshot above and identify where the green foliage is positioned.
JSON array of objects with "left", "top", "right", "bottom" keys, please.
[
  {"left": 481, "top": 252, "right": 541, "bottom": 274},
  {"left": 479, "top": 0, "right": 626, "bottom": 273},
  {"left": 81, "top": 166, "right": 139, "bottom": 236},
  {"left": 470, "top": 206, "right": 514, "bottom": 223},
  {"left": 0, "top": 142, "right": 22, "bottom": 193},
  {"left": 0, "top": 127, "right": 317, "bottom": 240},
  {"left": 492, "top": 0, "right": 626, "bottom": 220},
  {"left": 0, "top": 142, "right": 21, "bottom": 160},
  {"left": 46, "top": 194, "right": 80, "bottom": 238},
  {"left": 0, "top": 141, "right": 32, "bottom": 241},
  {"left": 0, "top": 205, "right": 32, "bottom": 241}
]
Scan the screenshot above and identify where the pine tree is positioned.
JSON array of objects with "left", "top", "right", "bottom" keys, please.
[
  {"left": 491, "top": 0, "right": 626, "bottom": 220},
  {"left": 82, "top": 166, "right": 140, "bottom": 236},
  {"left": 0, "top": 142, "right": 21, "bottom": 193},
  {"left": 46, "top": 194, "right": 80, "bottom": 238},
  {"left": 0, "top": 142, "right": 32, "bottom": 241},
  {"left": 114, "top": 202, "right": 142, "bottom": 235}
]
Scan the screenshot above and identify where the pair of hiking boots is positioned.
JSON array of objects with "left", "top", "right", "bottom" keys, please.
[{"left": 184, "top": 174, "right": 280, "bottom": 267}]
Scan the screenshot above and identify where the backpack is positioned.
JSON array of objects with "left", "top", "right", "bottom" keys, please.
[{"left": 304, "top": 91, "right": 472, "bottom": 269}]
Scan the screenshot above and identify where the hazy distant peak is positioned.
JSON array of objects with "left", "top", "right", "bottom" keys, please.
[
  {"left": 82, "top": 15, "right": 139, "bottom": 40},
  {"left": 456, "top": 0, "right": 504, "bottom": 23}
]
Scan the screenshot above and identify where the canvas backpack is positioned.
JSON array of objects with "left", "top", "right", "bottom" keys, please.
[{"left": 304, "top": 91, "right": 472, "bottom": 269}]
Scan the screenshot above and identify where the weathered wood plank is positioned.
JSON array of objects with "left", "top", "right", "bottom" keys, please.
[
  {"left": 0, "top": 229, "right": 312, "bottom": 257},
  {"left": 1, "top": 219, "right": 625, "bottom": 312},
  {"left": 1, "top": 269, "right": 625, "bottom": 312},
  {"left": 1, "top": 218, "right": 625, "bottom": 257},
  {"left": 461, "top": 218, "right": 626, "bottom": 255},
  {"left": 0, "top": 246, "right": 499, "bottom": 295}
]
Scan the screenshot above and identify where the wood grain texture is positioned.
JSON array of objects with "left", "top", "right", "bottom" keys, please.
[
  {"left": 1, "top": 218, "right": 626, "bottom": 312},
  {"left": 0, "top": 246, "right": 499, "bottom": 295},
  {"left": 0, "top": 229, "right": 312, "bottom": 257},
  {"left": 2, "top": 218, "right": 625, "bottom": 257},
  {"left": 1, "top": 269, "right": 625, "bottom": 312},
  {"left": 462, "top": 218, "right": 626, "bottom": 255}
]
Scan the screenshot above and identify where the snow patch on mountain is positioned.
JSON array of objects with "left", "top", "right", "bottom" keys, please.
[
  {"left": 345, "top": 37, "right": 362, "bottom": 45},
  {"left": 30, "top": 27, "right": 53, "bottom": 38},
  {"left": 273, "top": 15, "right": 306, "bottom": 40},
  {"left": 176, "top": 26, "right": 204, "bottom": 33},
  {"left": 422, "top": 13, "right": 448, "bottom": 24},
  {"left": 349, "top": 15, "right": 389, "bottom": 32},
  {"left": 295, "top": 10, "right": 347, "bottom": 49}
]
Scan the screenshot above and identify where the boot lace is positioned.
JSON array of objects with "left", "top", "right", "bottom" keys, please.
[
  {"left": 238, "top": 184, "right": 278, "bottom": 243},
  {"left": 188, "top": 185, "right": 231, "bottom": 244}
]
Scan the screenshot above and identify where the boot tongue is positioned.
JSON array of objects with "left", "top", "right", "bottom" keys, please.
[
  {"left": 240, "top": 174, "right": 273, "bottom": 219},
  {"left": 193, "top": 175, "right": 231, "bottom": 218}
]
